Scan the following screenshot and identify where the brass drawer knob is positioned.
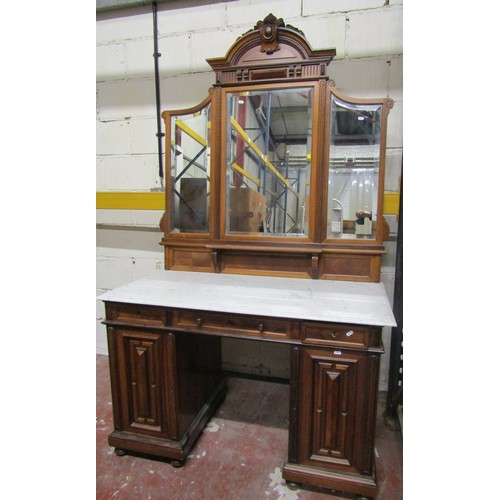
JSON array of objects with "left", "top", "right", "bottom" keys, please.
[
  {"left": 196, "top": 317, "right": 203, "bottom": 326},
  {"left": 257, "top": 323, "right": 265, "bottom": 332}
]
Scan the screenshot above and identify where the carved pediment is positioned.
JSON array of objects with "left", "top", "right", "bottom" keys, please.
[
  {"left": 206, "top": 13, "right": 336, "bottom": 84},
  {"left": 251, "top": 13, "right": 305, "bottom": 54}
]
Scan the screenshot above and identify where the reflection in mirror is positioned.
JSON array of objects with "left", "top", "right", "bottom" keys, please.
[
  {"left": 328, "top": 95, "right": 381, "bottom": 239},
  {"left": 169, "top": 103, "right": 211, "bottom": 233},
  {"left": 225, "top": 87, "right": 313, "bottom": 236}
]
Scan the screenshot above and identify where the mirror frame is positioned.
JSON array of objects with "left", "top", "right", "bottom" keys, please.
[
  {"left": 161, "top": 91, "right": 217, "bottom": 240},
  {"left": 160, "top": 13, "right": 394, "bottom": 281},
  {"left": 321, "top": 83, "right": 394, "bottom": 245},
  {"left": 220, "top": 81, "right": 320, "bottom": 243}
]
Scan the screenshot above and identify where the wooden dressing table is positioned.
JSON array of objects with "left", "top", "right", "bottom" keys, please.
[
  {"left": 100, "top": 271, "right": 395, "bottom": 497},
  {"left": 100, "top": 14, "right": 396, "bottom": 498}
]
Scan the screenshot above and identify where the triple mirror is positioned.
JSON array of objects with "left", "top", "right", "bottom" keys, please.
[
  {"left": 165, "top": 87, "right": 384, "bottom": 241},
  {"left": 160, "top": 13, "right": 393, "bottom": 281}
]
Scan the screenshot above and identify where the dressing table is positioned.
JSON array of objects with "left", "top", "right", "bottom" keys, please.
[{"left": 100, "top": 14, "right": 396, "bottom": 498}]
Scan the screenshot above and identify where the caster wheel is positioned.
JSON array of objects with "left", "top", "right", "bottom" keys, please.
[
  {"left": 170, "top": 459, "right": 185, "bottom": 468},
  {"left": 286, "top": 481, "right": 300, "bottom": 491},
  {"left": 114, "top": 448, "right": 127, "bottom": 456}
]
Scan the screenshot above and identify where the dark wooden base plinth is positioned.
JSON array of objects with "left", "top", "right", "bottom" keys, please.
[
  {"left": 282, "top": 461, "right": 377, "bottom": 499},
  {"left": 108, "top": 380, "right": 226, "bottom": 465}
]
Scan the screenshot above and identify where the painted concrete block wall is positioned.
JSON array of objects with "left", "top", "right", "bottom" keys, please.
[{"left": 96, "top": 0, "right": 403, "bottom": 388}]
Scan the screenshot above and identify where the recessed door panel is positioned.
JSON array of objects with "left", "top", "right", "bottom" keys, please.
[
  {"left": 116, "top": 330, "right": 170, "bottom": 437},
  {"left": 297, "top": 347, "right": 379, "bottom": 474}
]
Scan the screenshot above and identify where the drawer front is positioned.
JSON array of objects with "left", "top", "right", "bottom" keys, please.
[
  {"left": 106, "top": 303, "right": 168, "bottom": 327},
  {"left": 302, "top": 322, "right": 374, "bottom": 349},
  {"left": 173, "top": 309, "right": 293, "bottom": 340}
]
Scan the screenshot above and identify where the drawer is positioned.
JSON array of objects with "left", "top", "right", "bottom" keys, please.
[
  {"left": 302, "top": 322, "right": 376, "bottom": 349},
  {"left": 106, "top": 303, "right": 168, "bottom": 327},
  {"left": 173, "top": 309, "right": 294, "bottom": 340}
]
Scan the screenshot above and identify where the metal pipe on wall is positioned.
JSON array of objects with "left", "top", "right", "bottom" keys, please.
[{"left": 152, "top": 1, "right": 164, "bottom": 179}]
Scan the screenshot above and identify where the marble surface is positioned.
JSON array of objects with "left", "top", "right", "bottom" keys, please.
[{"left": 99, "top": 270, "right": 396, "bottom": 327}]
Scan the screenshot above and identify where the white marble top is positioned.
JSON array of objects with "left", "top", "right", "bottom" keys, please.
[{"left": 99, "top": 270, "right": 396, "bottom": 327}]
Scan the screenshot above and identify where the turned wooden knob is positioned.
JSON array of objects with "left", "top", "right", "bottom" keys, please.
[
  {"left": 196, "top": 317, "right": 203, "bottom": 326},
  {"left": 257, "top": 323, "right": 265, "bottom": 332}
]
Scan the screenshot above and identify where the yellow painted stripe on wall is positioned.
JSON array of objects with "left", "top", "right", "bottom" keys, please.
[
  {"left": 96, "top": 191, "right": 400, "bottom": 214},
  {"left": 96, "top": 192, "right": 165, "bottom": 210}
]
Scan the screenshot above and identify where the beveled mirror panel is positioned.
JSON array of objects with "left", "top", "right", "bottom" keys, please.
[
  {"left": 327, "top": 94, "right": 382, "bottom": 240},
  {"left": 225, "top": 87, "right": 313, "bottom": 236},
  {"left": 168, "top": 103, "right": 211, "bottom": 233}
]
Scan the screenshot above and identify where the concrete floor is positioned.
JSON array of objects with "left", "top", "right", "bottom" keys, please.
[{"left": 96, "top": 354, "right": 402, "bottom": 499}]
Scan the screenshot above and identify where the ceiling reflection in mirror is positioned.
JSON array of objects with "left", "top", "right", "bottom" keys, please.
[
  {"left": 169, "top": 103, "right": 211, "bottom": 233},
  {"left": 225, "top": 87, "right": 313, "bottom": 236},
  {"left": 328, "top": 95, "right": 382, "bottom": 240}
]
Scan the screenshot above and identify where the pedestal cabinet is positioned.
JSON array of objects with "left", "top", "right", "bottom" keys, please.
[
  {"left": 100, "top": 271, "right": 394, "bottom": 497},
  {"left": 285, "top": 347, "right": 382, "bottom": 497},
  {"left": 105, "top": 303, "right": 225, "bottom": 464},
  {"left": 100, "top": 13, "right": 396, "bottom": 498}
]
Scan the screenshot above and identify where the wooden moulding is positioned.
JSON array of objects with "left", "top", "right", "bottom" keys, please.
[
  {"left": 206, "top": 13, "right": 336, "bottom": 86},
  {"left": 319, "top": 253, "right": 382, "bottom": 282},
  {"left": 164, "top": 243, "right": 384, "bottom": 281},
  {"left": 165, "top": 246, "right": 214, "bottom": 273},
  {"left": 282, "top": 462, "right": 377, "bottom": 498},
  {"left": 218, "top": 249, "right": 313, "bottom": 279}
]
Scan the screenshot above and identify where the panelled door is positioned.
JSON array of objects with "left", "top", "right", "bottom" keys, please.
[
  {"left": 112, "top": 328, "right": 174, "bottom": 438},
  {"left": 297, "top": 347, "right": 380, "bottom": 475}
]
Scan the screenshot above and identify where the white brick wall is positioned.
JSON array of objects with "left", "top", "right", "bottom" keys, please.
[
  {"left": 158, "top": 2, "right": 228, "bottom": 34},
  {"left": 97, "top": 79, "right": 157, "bottom": 120},
  {"left": 226, "top": 0, "right": 302, "bottom": 27},
  {"left": 347, "top": 7, "right": 403, "bottom": 58},
  {"left": 294, "top": 14, "right": 347, "bottom": 57},
  {"left": 96, "top": 209, "right": 164, "bottom": 227},
  {"left": 96, "top": 0, "right": 403, "bottom": 389},
  {"left": 96, "top": 43, "right": 126, "bottom": 80},
  {"left": 98, "top": 155, "right": 163, "bottom": 190},
  {"left": 330, "top": 57, "right": 390, "bottom": 97},
  {"left": 96, "top": 119, "right": 130, "bottom": 154},
  {"left": 96, "top": 10, "right": 152, "bottom": 43},
  {"left": 303, "top": 0, "right": 387, "bottom": 15}
]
